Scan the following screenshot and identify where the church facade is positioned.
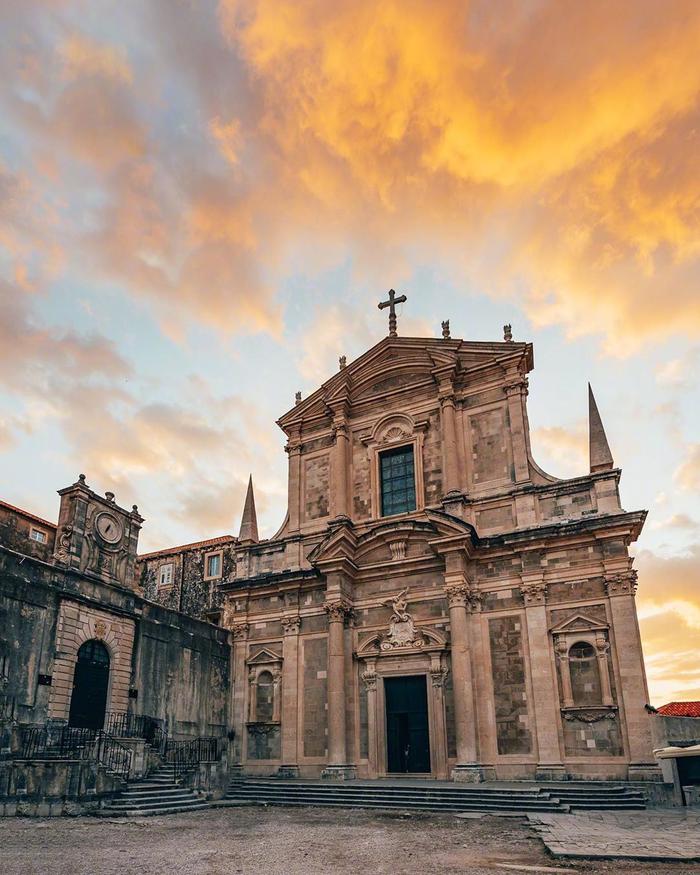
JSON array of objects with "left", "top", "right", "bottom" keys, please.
[{"left": 198, "top": 318, "right": 659, "bottom": 783}]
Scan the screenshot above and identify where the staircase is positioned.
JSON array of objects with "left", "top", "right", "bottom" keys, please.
[
  {"left": 219, "top": 779, "right": 646, "bottom": 814},
  {"left": 100, "top": 764, "right": 209, "bottom": 817}
]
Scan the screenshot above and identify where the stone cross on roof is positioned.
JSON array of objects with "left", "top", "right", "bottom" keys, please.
[{"left": 378, "top": 288, "right": 407, "bottom": 337}]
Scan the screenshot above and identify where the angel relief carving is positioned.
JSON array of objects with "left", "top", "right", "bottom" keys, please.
[{"left": 380, "top": 588, "right": 425, "bottom": 650}]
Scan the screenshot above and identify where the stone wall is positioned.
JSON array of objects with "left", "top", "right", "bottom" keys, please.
[
  {"left": 0, "top": 503, "right": 55, "bottom": 563},
  {"left": 488, "top": 615, "right": 532, "bottom": 755}
]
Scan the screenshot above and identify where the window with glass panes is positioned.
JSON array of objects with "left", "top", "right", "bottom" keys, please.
[{"left": 380, "top": 445, "right": 416, "bottom": 516}]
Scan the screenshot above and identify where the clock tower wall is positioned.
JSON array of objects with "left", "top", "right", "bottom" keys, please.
[{"left": 54, "top": 475, "right": 144, "bottom": 590}]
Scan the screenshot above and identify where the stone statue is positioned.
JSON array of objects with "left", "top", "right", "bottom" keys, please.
[{"left": 380, "top": 588, "right": 425, "bottom": 649}]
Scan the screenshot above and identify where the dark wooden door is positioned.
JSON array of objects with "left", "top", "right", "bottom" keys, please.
[
  {"left": 68, "top": 639, "right": 110, "bottom": 730},
  {"left": 385, "top": 675, "right": 430, "bottom": 773}
]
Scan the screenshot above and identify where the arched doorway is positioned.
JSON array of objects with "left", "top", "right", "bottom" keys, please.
[{"left": 68, "top": 639, "right": 110, "bottom": 730}]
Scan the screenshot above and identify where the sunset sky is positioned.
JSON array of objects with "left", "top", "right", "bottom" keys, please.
[{"left": 1, "top": 1, "right": 698, "bottom": 705}]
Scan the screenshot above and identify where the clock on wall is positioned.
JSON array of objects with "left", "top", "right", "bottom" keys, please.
[{"left": 95, "top": 512, "right": 123, "bottom": 545}]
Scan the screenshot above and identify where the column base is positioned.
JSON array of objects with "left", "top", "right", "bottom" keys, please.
[
  {"left": 535, "top": 764, "right": 567, "bottom": 781},
  {"left": 321, "top": 765, "right": 357, "bottom": 781},
  {"left": 277, "top": 764, "right": 300, "bottom": 779},
  {"left": 627, "top": 763, "right": 663, "bottom": 782},
  {"left": 451, "top": 764, "right": 487, "bottom": 783}
]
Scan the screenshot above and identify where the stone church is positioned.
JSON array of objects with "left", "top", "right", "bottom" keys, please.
[
  {"left": 141, "top": 299, "right": 659, "bottom": 784},
  {"left": 1, "top": 297, "right": 660, "bottom": 803}
]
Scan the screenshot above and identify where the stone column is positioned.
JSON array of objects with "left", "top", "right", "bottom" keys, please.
[
  {"left": 285, "top": 428, "right": 302, "bottom": 532},
  {"left": 520, "top": 579, "right": 565, "bottom": 780},
  {"left": 554, "top": 635, "right": 574, "bottom": 708},
  {"left": 278, "top": 616, "right": 301, "bottom": 777},
  {"left": 438, "top": 380, "right": 460, "bottom": 495},
  {"left": 605, "top": 570, "right": 660, "bottom": 779},
  {"left": 322, "top": 600, "right": 356, "bottom": 780},
  {"left": 444, "top": 574, "right": 483, "bottom": 782},
  {"left": 429, "top": 655, "right": 450, "bottom": 779},
  {"left": 505, "top": 371, "right": 530, "bottom": 483},
  {"left": 229, "top": 621, "right": 250, "bottom": 779},
  {"left": 333, "top": 418, "right": 350, "bottom": 519},
  {"left": 361, "top": 661, "right": 379, "bottom": 777},
  {"left": 595, "top": 634, "right": 614, "bottom": 707}
]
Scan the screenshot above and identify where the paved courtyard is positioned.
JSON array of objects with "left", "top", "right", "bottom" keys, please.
[{"left": 1, "top": 807, "right": 699, "bottom": 875}]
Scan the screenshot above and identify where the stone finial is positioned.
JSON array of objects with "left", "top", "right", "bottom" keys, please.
[
  {"left": 78, "top": 474, "right": 86, "bottom": 485},
  {"left": 105, "top": 491, "right": 115, "bottom": 502},
  {"left": 339, "top": 355, "right": 347, "bottom": 369},
  {"left": 588, "top": 384, "right": 614, "bottom": 473},
  {"left": 503, "top": 323, "right": 513, "bottom": 342},
  {"left": 294, "top": 391, "right": 302, "bottom": 405},
  {"left": 441, "top": 320, "right": 450, "bottom": 339},
  {"left": 132, "top": 505, "right": 139, "bottom": 514},
  {"left": 238, "top": 475, "right": 259, "bottom": 543}
]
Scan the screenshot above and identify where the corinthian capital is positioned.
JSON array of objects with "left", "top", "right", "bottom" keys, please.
[
  {"left": 281, "top": 615, "right": 301, "bottom": 635},
  {"left": 604, "top": 570, "right": 638, "bottom": 597},
  {"left": 230, "top": 622, "right": 250, "bottom": 640},
  {"left": 444, "top": 582, "right": 469, "bottom": 608},
  {"left": 520, "top": 582, "right": 547, "bottom": 605},
  {"left": 324, "top": 600, "right": 352, "bottom": 623}
]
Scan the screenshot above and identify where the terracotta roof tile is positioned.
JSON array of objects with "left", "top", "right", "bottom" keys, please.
[
  {"left": 657, "top": 701, "right": 700, "bottom": 718},
  {"left": 0, "top": 499, "right": 56, "bottom": 530},
  {"left": 138, "top": 534, "right": 236, "bottom": 560}
]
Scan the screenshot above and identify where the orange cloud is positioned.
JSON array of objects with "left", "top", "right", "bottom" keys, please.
[
  {"left": 59, "top": 35, "right": 133, "bottom": 84},
  {"left": 530, "top": 422, "right": 588, "bottom": 479},
  {"left": 675, "top": 444, "right": 700, "bottom": 492},
  {"left": 218, "top": 0, "right": 700, "bottom": 347},
  {"left": 636, "top": 547, "right": 700, "bottom": 704}
]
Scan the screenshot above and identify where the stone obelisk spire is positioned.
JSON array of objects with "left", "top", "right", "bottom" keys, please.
[
  {"left": 588, "top": 384, "right": 614, "bottom": 473},
  {"left": 238, "top": 475, "right": 259, "bottom": 543}
]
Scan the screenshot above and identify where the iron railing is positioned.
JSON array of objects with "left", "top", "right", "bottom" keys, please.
[
  {"left": 94, "top": 732, "right": 132, "bottom": 780},
  {"left": 21, "top": 725, "right": 96, "bottom": 759},
  {"left": 0, "top": 694, "right": 15, "bottom": 722},
  {"left": 105, "top": 711, "right": 167, "bottom": 752},
  {"left": 20, "top": 726, "right": 132, "bottom": 780},
  {"left": 166, "top": 736, "right": 218, "bottom": 779}
]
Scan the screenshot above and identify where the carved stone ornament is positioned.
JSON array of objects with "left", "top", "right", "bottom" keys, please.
[
  {"left": 361, "top": 669, "right": 377, "bottom": 691},
  {"left": 430, "top": 666, "right": 449, "bottom": 688},
  {"left": 521, "top": 582, "right": 547, "bottom": 605},
  {"left": 281, "top": 615, "right": 301, "bottom": 635},
  {"left": 231, "top": 622, "right": 250, "bottom": 640},
  {"left": 53, "top": 524, "right": 73, "bottom": 565},
  {"left": 93, "top": 619, "right": 108, "bottom": 639},
  {"left": 562, "top": 708, "right": 617, "bottom": 724},
  {"left": 324, "top": 601, "right": 351, "bottom": 623},
  {"left": 389, "top": 540, "right": 406, "bottom": 562},
  {"left": 604, "top": 571, "right": 638, "bottom": 597},
  {"left": 379, "top": 589, "right": 425, "bottom": 650},
  {"left": 383, "top": 425, "right": 410, "bottom": 444},
  {"left": 247, "top": 722, "right": 278, "bottom": 736}
]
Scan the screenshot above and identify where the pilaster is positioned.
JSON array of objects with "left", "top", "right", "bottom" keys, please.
[{"left": 278, "top": 615, "right": 301, "bottom": 778}]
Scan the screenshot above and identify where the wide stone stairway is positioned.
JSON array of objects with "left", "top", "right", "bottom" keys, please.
[
  {"left": 99, "top": 764, "right": 209, "bottom": 817},
  {"left": 220, "top": 779, "right": 647, "bottom": 814}
]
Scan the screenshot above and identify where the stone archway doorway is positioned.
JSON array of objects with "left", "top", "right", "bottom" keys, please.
[{"left": 68, "top": 639, "right": 110, "bottom": 730}]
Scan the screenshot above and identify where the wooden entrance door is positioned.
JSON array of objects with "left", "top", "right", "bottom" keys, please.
[
  {"left": 384, "top": 675, "right": 430, "bottom": 773},
  {"left": 68, "top": 639, "right": 110, "bottom": 730}
]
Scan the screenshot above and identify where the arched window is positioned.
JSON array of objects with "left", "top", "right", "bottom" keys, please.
[
  {"left": 568, "top": 641, "right": 602, "bottom": 706},
  {"left": 255, "top": 670, "right": 274, "bottom": 722}
]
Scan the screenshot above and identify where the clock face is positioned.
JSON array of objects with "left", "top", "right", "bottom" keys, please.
[{"left": 95, "top": 512, "right": 122, "bottom": 544}]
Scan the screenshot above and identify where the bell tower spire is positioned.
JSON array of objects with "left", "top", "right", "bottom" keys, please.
[
  {"left": 238, "top": 475, "right": 259, "bottom": 543},
  {"left": 588, "top": 384, "right": 614, "bottom": 473}
]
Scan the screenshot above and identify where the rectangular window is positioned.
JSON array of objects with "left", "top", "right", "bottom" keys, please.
[
  {"left": 205, "top": 552, "right": 222, "bottom": 579},
  {"left": 380, "top": 445, "right": 416, "bottom": 517},
  {"left": 29, "top": 528, "right": 48, "bottom": 544},
  {"left": 158, "top": 563, "right": 173, "bottom": 587}
]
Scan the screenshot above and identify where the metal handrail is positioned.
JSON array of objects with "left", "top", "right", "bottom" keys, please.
[
  {"left": 104, "top": 711, "right": 167, "bottom": 752},
  {"left": 20, "top": 725, "right": 96, "bottom": 759},
  {"left": 95, "top": 732, "right": 132, "bottom": 780},
  {"left": 165, "top": 736, "right": 218, "bottom": 779}
]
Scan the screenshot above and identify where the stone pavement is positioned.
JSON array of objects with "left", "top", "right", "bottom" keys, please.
[{"left": 527, "top": 810, "right": 700, "bottom": 862}]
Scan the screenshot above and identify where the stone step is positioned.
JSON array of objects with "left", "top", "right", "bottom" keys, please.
[
  {"left": 100, "top": 802, "right": 209, "bottom": 817},
  {"left": 219, "top": 796, "right": 567, "bottom": 813},
  {"left": 117, "top": 791, "right": 196, "bottom": 802},
  {"left": 226, "top": 787, "right": 557, "bottom": 805},
  {"left": 103, "top": 795, "right": 204, "bottom": 811}
]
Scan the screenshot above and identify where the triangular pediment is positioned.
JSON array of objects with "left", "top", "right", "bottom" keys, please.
[
  {"left": 247, "top": 647, "right": 282, "bottom": 665},
  {"left": 550, "top": 612, "right": 609, "bottom": 634}
]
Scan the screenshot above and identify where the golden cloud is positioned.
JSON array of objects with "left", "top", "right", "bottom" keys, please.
[
  {"left": 675, "top": 444, "right": 700, "bottom": 492},
  {"left": 59, "top": 35, "right": 133, "bottom": 84},
  {"left": 636, "top": 547, "right": 700, "bottom": 704}
]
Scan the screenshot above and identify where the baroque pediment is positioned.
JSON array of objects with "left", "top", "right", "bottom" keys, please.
[
  {"left": 247, "top": 647, "right": 282, "bottom": 665},
  {"left": 550, "top": 612, "right": 609, "bottom": 634}
]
